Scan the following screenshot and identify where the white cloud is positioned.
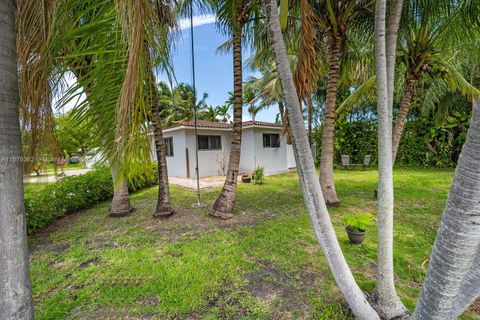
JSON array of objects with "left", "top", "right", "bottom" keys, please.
[{"left": 178, "top": 14, "right": 216, "bottom": 30}]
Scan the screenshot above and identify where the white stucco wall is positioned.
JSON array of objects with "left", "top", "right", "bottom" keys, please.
[
  {"left": 156, "top": 125, "right": 296, "bottom": 178},
  {"left": 251, "top": 128, "right": 290, "bottom": 174},
  {"left": 239, "top": 127, "right": 255, "bottom": 174},
  {"left": 287, "top": 144, "right": 296, "bottom": 169},
  {"left": 184, "top": 128, "right": 232, "bottom": 178},
  {"left": 150, "top": 130, "right": 187, "bottom": 177}
]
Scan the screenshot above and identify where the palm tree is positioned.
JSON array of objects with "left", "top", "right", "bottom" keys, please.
[
  {"left": 0, "top": 0, "right": 34, "bottom": 317},
  {"left": 412, "top": 101, "right": 480, "bottom": 319},
  {"left": 313, "top": 0, "right": 374, "bottom": 207},
  {"left": 264, "top": 1, "right": 380, "bottom": 318},
  {"left": 391, "top": 0, "right": 480, "bottom": 162},
  {"left": 215, "top": 104, "right": 231, "bottom": 122},
  {"left": 243, "top": 87, "right": 260, "bottom": 120},
  {"left": 210, "top": 0, "right": 249, "bottom": 219},
  {"left": 146, "top": 56, "right": 174, "bottom": 218},
  {"left": 372, "top": 0, "right": 408, "bottom": 318}
]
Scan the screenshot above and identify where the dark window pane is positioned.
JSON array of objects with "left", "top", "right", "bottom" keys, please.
[
  {"left": 210, "top": 136, "right": 221, "bottom": 149},
  {"left": 164, "top": 137, "right": 173, "bottom": 156},
  {"left": 198, "top": 136, "right": 209, "bottom": 150},
  {"left": 263, "top": 134, "right": 270, "bottom": 148},
  {"left": 263, "top": 133, "right": 280, "bottom": 148},
  {"left": 271, "top": 134, "right": 280, "bottom": 147}
]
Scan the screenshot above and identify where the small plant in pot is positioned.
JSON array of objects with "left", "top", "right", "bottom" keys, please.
[{"left": 341, "top": 213, "right": 375, "bottom": 245}]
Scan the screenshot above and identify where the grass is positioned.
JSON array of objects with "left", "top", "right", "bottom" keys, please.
[{"left": 28, "top": 168, "right": 478, "bottom": 319}]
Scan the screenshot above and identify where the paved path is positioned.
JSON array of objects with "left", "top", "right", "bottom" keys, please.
[{"left": 24, "top": 169, "right": 92, "bottom": 184}]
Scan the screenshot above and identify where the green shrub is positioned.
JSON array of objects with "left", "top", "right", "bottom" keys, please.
[
  {"left": 252, "top": 166, "right": 265, "bottom": 185},
  {"left": 24, "top": 164, "right": 158, "bottom": 234},
  {"left": 341, "top": 213, "right": 375, "bottom": 232}
]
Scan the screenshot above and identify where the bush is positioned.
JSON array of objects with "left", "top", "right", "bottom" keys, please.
[
  {"left": 24, "top": 164, "right": 158, "bottom": 234},
  {"left": 252, "top": 166, "right": 265, "bottom": 185}
]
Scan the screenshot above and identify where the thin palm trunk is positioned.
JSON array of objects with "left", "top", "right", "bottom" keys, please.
[
  {"left": 109, "top": 165, "right": 134, "bottom": 217},
  {"left": 264, "top": 0, "right": 379, "bottom": 318},
  {"left": 452, "top": 251, "right": 480, "bottom": 318},
  {"left": 392, "top": 77, "right": 416, "bottom": 163},
  {"left": 319, "top": 34, "right": 342, "bottom": 207},
  {"left": 149, "top": 69, "right": 173, "bottom": 217},
  {"left": 306, "top": 96, "right": 313, "bottom": 147},
  {"left": 386, "top": 0, "right": 404, "bottom": 120},
  {"left": 211, "top": 13, "right": 243, "bottom": 219},
  {"left": 372, "top": 0, "right": 408, "bottom": 318},
  {"left": 412, "top": 101, "right": 480, "bottom": 319},
  {"left": 0, "top": 0, "right": 34, "bottom": 317}
]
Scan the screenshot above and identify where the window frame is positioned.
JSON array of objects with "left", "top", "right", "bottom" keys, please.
[
  {"left": 263, "top": 133, "right": 280, "bottom": 148},
  {"left": 164, "top": 137, "right": 174, "bottom": 157},
  {"left": 197, "top": 135, "right": 222, "bottom": 151}
]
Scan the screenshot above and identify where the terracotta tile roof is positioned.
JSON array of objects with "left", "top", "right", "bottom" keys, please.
[
  {"left": 165, "top": 120, "right": 282, "bottom": 130},
  {"left": 242, "top": 120, "right": 282, "bottom": 128}
]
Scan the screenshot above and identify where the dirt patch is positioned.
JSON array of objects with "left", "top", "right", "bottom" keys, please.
[{"left": 144, "top": 207, "right": 272, "bottom": 243}]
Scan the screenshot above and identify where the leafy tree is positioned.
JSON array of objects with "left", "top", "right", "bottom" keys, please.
[{"left": 55, "top": 111, "right": 93, "bottom": 158}]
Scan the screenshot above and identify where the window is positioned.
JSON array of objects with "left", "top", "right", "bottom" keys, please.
[
  {"left": 198, "top": 135, "right": 221, "bottom": 150},
  {"left": 263, "top": 133, "right": 280, "bottom": 148},
  {"left": 164, "top": 137, "right": 173, "bottom": 156}
]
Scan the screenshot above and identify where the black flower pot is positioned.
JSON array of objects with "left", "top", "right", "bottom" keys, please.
[{"left": 345, "top": 226, "right": 366, "bottom": 245}]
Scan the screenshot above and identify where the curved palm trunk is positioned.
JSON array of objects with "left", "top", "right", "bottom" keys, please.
[
  {"left": 391, "top": 77, "right": 416, "bottom": 163},
  {"left": 452, "top": 252, "right": 480, "bottom": 318},
  {"left": 372, "top": 1, "right": 408, "bottom": 318},
  {"left": 264, "top": 1, "right": 380, "bottom": 318},
  {"left": 211, "top": 17, "right": 243, "bottom": 219},
  {"left": 319, "top": 34, "right": 342, "bottom": 207},
  {"left": 0, "top": 0, "right": 34, "bottom": 317},
  {"left": 412, "top": 101, "right": 480, "bottom": 319},
  {"left": 109, "top": 165, "right": 134, "bottom": 217},
  {"left": 69, "top": 65, "right": 134, "bottom": 218},
  {"left": 150, "top": 70, "right": 173, "bottom": 217}
]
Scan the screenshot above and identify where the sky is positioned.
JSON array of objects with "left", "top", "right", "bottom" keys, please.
[
  {"left": 160, "top": 14, "right": 277, "bottom": 122},
  {"left": 56, "top": 14, "right": 278, "bottom": 123}
]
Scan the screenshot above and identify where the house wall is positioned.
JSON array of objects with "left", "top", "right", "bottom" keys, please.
[
  {"left": 239, "top": 127, "right": 255, "bottom": 174},
  {"left": 286, "top": 144, "right": 296, "bottom": 169},
  {"left": 185, "top": 128, "right": 232, "bottom": 178},
  {"left": 251, "top": 128, "right": 291, "bottom": 174},
  {"left": 150, "top": 130, "right": 187, "bottom": 177}
]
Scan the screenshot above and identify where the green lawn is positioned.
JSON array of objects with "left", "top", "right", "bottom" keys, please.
[{"left": 28, "top": 168, "right": 478, "bottom": 319}]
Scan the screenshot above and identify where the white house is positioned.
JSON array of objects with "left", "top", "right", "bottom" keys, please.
[{"left": 151, "top": 120, "right": 296, "bottom": 178}]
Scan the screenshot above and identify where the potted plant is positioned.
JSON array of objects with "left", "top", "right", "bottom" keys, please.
[
  {"left": 341, "top": 213, "right": 375, "bottom": 245},
  {"left": 241, "top": 173, "right": 251, "bottom": 183}
]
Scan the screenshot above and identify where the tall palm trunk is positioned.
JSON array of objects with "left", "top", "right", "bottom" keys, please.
[
  {"left": 372, "top": 0, "right": 408, "bottom": 318},
  {"left": 0, "top": 0, "right": 34, "bottom": 317},
  {"left": 412, "top": 101, "right": 480, "bottom": 319},
  {"left": 149, "top": 68, "right": 173, "bottom": 218},
  {"left": 319, "top": 34, "right": 342, "bottom": 207},
  {"left": 264, "top": 1, "right": 379, "bottom": 318},
  {"left": 211, "top": 10, "right": 244, "bottom": 219},
  {"left": 452, "top": 252, "right": 480, "bottom": 318},
  {"left": 69, "top": 65, "right": 134, "bottom": 218},
  {"left": 306, "top": 96, "right": 313, "bottom": 147},
  {"left": 109, "top": 165, "right": 134, "bottom": 217},
  {"left": 391, "top": 77, "right": 416, "bottom": 163}
]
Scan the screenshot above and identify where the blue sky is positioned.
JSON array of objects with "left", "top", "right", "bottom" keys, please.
[
  {"left": 57, "top": 14, "right": 278, "bottom": 123},
  {"left": 162, "top": 14, "right": 277, "bottom": 122}
]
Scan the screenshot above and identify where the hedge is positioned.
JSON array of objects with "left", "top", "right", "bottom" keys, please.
[{"left": 24, "top": 165, "right": 158, "bottom": 234}]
